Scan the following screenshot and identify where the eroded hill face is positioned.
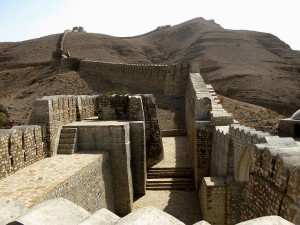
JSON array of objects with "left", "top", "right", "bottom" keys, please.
[
  {"left": 0, "top": 17, "right": 299, "bottom": 129},
  {"left": 123, "top": 18, "right": 300, "bottom": 115}
]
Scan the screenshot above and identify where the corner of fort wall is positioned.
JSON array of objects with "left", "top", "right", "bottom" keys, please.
[
  {"left": 29, "top": 95, "right": 97, "bottom": 157},
  {"left": 42, "top": 152, "right": 115, "bottom": 213}
]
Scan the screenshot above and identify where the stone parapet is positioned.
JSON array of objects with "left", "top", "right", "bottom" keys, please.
[
  {"left": 29, "top": 95, "right": 97, "bottom": 156},
  {"left": 242, "top": 140, "right": 300, "bottom": 223},
  {"left": 0, "top": 125, "right": 46, "bottom": 180},
  {"left": 185, "top": 72, "right": 233, "bottom": 188},
  {"left": 210, "top": 126, "right": 230, "bottom": 177},
  {"left": 80, "top": 60, "right": 168, "bottom": 92},
  {"left": 59, "top": 59, "right": 190, "bottom": 96}
]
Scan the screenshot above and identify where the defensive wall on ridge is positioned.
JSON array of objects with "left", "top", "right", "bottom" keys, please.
[
  {"left": 58, "top": 58, "right": 190, "bottom": 96},
  {"left": 52, "top": 27, "right": 190, "bottom": 97},
  {"left": 1, "top": 29, "right": 300, "bottom": 225}
]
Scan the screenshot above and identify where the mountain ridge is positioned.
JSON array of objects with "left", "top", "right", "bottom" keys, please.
[{"left": 0, "top": 17, "right": 299, "bottom": 129}]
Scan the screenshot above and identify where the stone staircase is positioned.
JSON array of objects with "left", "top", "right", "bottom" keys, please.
[
  {"left": 57, "top": 127, "right": 77, "bottom": 154},
  {"left": 147, "top": 167, "right": 195, "bottom": 190}
]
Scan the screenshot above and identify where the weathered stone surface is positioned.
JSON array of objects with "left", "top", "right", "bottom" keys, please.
[
  {"left": 0, "top": 126, "right": 46, "bottom": 180},
  {"left": 0, "top": 153, "right": 114, "bottom": 213},
  {"left": 15, "top": 198, "right": 90, "bottom": 225},
  {"left": 193, "top": 221, "right": 211, "bottom": 225},
  {"left": 0, "top": 199, "right": 28, "bottom": 225},
  {"left": 79, "top": 208, "right": 120, "bottom": 225},
  {"left": 236, "top": 215, "right": 294, "bottom": 225},
  {"left": 200, "top": 177, "right": 226, "bottom": 225},
  {"left": 142, "top": 94, "right": 164, "bottom": 168},
  {"left": 116, "top": 206, "right": 185, "bottom": 225},
  {"left": 130, "top": 121, "right": 146, "bottom": 196}
]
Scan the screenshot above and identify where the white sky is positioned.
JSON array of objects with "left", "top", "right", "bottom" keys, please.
[{"left": 0, "top": 0, "right": 299, "bottom": 50}]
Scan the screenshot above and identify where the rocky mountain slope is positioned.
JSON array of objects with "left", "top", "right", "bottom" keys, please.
[{"left": 0, "top": 17, "right": 299, "bottom": 132}]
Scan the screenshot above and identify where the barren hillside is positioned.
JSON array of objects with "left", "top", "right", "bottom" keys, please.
[
  {"left": 124, "top": 18, "right": 300, "bottom": 115},
  {"left": 0, "top": 17, "right": 299, "bottom": 133}
]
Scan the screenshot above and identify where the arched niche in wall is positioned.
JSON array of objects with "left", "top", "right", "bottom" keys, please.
[
  {"left": 227, "top": 139, "right": 234, "bottom": 175},
  {"left": 295, "top": 124, "right": 300, "bottom": 138},
  {"left": 236, "top": 148, "right": 250, "bottom": 182}
]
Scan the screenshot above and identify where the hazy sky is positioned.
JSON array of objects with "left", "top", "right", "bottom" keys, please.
[{"left": 0, "top": 0, "right": 299, "bottom": 50}]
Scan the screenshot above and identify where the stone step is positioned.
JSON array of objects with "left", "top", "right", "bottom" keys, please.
[
  {"left": 60, "top": 133, "right": 76, "bottom": 138},
  {"left": 57, "top": 127, "right": 77, "bottom": 154},
  {"left": 148, "top": 167, "right": 193, "bottom": 171},
  {"left": 147, "top": 180, "right": 194, "bottom": 187},
  {"left": 147, "top": 178, "right": 194, "bottom": 183},
  {"left": 147, "top": 170, "right": 194, "bottom": 175},
  {"left": 147, "top": 167, "right": 194, "bottom": 179},
  {"left": 146, "top": 185, "right": 195, "bottom": 190},
  {"left": 57, "top": 148, "right": 74, "bottom": 154},
  {"left": 58, "top": 143, "right": 75, "bottom": 149},
  {"left": 61, "top": 128, "right": 77, "bottom": 133},
  {"left": 59, "top": 138, "right": 76, "bottom": 144}
]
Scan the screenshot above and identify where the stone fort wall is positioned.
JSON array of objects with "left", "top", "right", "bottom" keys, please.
[
  {"left": 29, "top": 95, "right": 97, "bottom": 156},
  {"left": 0, "top": 95, "right": 98, "bottom": 178},
  {"left": 200, "top": 110, "right": 300, "bottom": 224},
  {"left": 54, "top": 28, "right": 190, "bottom": 97},
  {"left": 2, "top": 28, "right": 300, "bottom": 224},
  {"left": 53, "top": 29, "right": 191, "bottom": 97},
  {"left": 42, "top": 152, "right": 115, "bottom": 213},
  {"left": 185, "top": 71, "right": 233, "bottom": 188},
  {"left": 59, "top": 58, "right": 190, "bottom": 96},
  {"left": 183, "top": 68, "right": 300, "bottom": 225},
  {"left": 0, "top": 93, "right": 163, "bottom": 217},
  {"left": 0, "top": 125, "right": 46, "bottom": 180}
]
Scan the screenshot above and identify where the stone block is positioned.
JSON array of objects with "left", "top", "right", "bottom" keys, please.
[
  {"left": 79, "top": 208, "right": 120, "bottom": 225},
  {"left": 15, "top": 198, "right": 90, "bottom": 225},
  {"left": 116, "top": 206, "right": 185, "bottom": 225}
]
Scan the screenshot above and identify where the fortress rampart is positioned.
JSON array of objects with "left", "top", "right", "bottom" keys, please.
[
  {"left": 198, "top": 106, "right": 300, "bottom": 224},
  {"left": 185, "top": 71, "right": 233, "bottom": 188},
  {"left": 0, "top": 93, "right": 164, "bottom": 218},
  {"left": 59, "top": 58, "right": 190, "bottom": 96},
  {"left": 56, "top": 30, "right": 69, "bottom": 51},
  {"left": 1, "top": 67, "right": 299, "bottom": 224},
  {"left": 1, "top": 29, "right": 300, "bottom": 225},
  {"left": 53, "top": 29, "right": 190, "bottom": 97},
  {"left": 0, "top": 125, "right": 46, "bottom": 180},
  {"left": 29, "top": 95, "right": 97, "bottom": 156},
  {"left": 182, "top": 67, "right": 300, "bottom": 224}
]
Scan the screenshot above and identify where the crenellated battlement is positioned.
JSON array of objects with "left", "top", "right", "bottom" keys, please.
[
  {"left": 59, "top": 58, "right": 191, "bottom": 96},
  {"left": 0, "top": 125, "right": 46, "bottom": 180}
]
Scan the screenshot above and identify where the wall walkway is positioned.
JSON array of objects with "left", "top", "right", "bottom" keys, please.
[{"left": 0, "top": 153, "right": 114, "bottom": 213}]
